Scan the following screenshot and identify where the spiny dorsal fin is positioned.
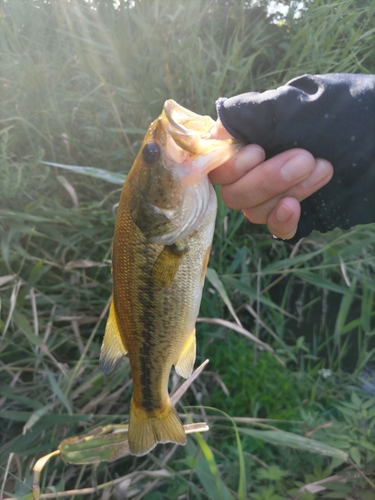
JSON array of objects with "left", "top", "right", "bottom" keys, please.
[
  {"left": 152, "top": 243, "right": 187, "bottom": 288},
  {"left": 100, "top": 299, "right": 127, "bottom": 375},
  {"left": 175, "top": 328, "right": 196, "bottom": 379}
]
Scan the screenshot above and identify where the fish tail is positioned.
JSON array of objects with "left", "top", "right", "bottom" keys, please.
[{"left": 128, "top": 399, "right": 187, "bottom": 456}]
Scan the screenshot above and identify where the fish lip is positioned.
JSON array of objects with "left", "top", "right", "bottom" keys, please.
[
  {"left": 162, "top": 99, "right": 213, "bottom": 140},
  {"left": 162, "top": 99, "right": 194, "bottom": 135},
  {"left": 163, "top": 99, "right": 182, "bottom": 132}
]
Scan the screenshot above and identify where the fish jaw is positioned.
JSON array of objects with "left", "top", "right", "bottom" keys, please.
[{"left": 162, "top": 99, "right": 244, "bottom": 183}]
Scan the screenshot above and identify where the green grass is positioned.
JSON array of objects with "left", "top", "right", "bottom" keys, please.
[{"left": 1, "top": 0, "right": 375, "bottom": 498}]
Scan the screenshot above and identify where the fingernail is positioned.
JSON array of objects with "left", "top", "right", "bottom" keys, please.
[
  {"left": 276, "top": 204, "right": 294, "bottom": 222},
  {"left": 301, "top": 159, "right": 332, "bottom": 188},
  {"left": 235, "top": 145, "right": 265, "bottom": 174},
  {"left": 281, "top": 155, "right": 312, "bottom": 182}
]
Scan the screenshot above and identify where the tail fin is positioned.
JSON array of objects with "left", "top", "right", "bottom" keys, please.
[{"left": 128, "top": 400, "right": 186, "bottom": 456}]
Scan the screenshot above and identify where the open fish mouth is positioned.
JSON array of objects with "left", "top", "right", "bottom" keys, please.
[
  {"left": 161, "top": 99, "right": 244, "bottom": 181},
  {"left": 162, "top": 99, "right": 215, "bottom": 138}
]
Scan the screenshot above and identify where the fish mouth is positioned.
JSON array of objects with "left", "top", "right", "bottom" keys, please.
[
  {"left": 161, "top": 99, "right": 244, "bottom": 180},
  {"left": 162, "top": 100, "right": 214, "bottom": 139}
]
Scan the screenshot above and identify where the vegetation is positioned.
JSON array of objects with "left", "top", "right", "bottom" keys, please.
[{"left": 1, "top": 0, "right": 375, "bottom": 498}]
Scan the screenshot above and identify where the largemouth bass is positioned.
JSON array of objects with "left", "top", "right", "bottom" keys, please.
[{"left": 100, "top": 100, "right": 243, "bottom": 456}]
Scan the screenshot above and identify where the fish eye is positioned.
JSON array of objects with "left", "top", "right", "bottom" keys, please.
[{"left": 142, "top": 141, "right": 160, "bottom": 164}]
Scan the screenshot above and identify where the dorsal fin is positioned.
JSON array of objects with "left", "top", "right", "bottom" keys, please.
[{"left": 100, "top": 299, "right": 127, "bottom": 375}]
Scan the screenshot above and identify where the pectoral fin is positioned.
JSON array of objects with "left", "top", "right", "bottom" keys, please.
[
  {"left": 152, "top": 243, "right": 187, "bottom": 288},
  {"left": 174, "top": 328, "right": 196, "bottom": 378},
  {"left": 100, "top": 299, "right": 127, "bottom": 375}
]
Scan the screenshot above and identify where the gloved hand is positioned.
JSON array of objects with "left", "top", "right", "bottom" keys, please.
[{"left": 211, "top": 74, "right": 375, "bottom": 242}]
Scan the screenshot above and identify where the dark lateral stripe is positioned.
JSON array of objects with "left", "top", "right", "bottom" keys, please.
[{"left": 137, "top": 269, "right": 158, "bottom": 413}]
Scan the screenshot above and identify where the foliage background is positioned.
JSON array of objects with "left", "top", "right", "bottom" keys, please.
[{"left": 1, "top": 0, "right": 375, "bottom": 498}]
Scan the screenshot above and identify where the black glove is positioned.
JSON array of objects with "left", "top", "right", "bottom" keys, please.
[{"left": 216, "top": 74, "right": 375, "bottom": 243}]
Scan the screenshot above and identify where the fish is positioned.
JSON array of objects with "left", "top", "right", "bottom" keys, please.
[{"left": 100, "top": 99, "right": 243, "bottom": 456}]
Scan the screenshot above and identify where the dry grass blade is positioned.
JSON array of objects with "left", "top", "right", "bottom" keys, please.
[
  {"left": 0, "top": 274, "right": 16, "bottom": 287},
  {"left": 63, "top": 259, "right": 108, "bottom": 270},
  {"left": 32, "top": 450, "right": 61, "bottom": 500},
  {"left": 183, "top": 422, "right": 209, "bottom": 434},
  {"left": 197, "top": 318, "right": 285, "bottom": 366},
  {"left": 1, "top": 452, "right": 15, "bottom": 500},
  {"left": 245, "top": 303, "right": 288, "bottom": 349},
  {"left": 171, "top": 358, "right": 209, "bottom": 405},
  {"left": 1, "top": 278, "right": 22, "bottom": 342},
  {"left": 299, "top": 474, "right": 350, "bottom": 494},
  {"left": 56, "top": 175, "right": 79, "bottom": 208}
]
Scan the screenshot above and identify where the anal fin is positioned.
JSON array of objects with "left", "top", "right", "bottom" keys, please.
[
  {"left": 100, "top": 299, "right": 127, "bottom": 375},
  {"left": 174, "top": 328, "right": 196, "bottom": 379}
]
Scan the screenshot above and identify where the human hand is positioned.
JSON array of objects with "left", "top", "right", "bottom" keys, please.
[{"left": 209, "top": 119, "right": 334, "bottom": 240}]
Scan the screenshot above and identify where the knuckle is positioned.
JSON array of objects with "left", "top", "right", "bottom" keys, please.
[{"left": 243, "top": 208, "right": 268, "bottom": 224}]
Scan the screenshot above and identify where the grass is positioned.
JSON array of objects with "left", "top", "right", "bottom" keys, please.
[{"left": 1, "top": 0, "right": 375, "bottom": 498}]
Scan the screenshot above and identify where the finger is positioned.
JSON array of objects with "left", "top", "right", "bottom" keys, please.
[
  {"left": 286, "top": 158, "right": 333, "bottom": 199},
  {"left": 220, "top": 150, "right": 316, "bottom": 210},
  {"left": 209, "top": 144, "right": 265, "bottom": 185},
  {"left": 267, "top": 198, "right": 301, "bottom": 240},
  {"left": 244, "top": 198, "right": 300, "bottom": 239},
  {"left": 240, "top": 159, "right": 333, "bottom": 224}
]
